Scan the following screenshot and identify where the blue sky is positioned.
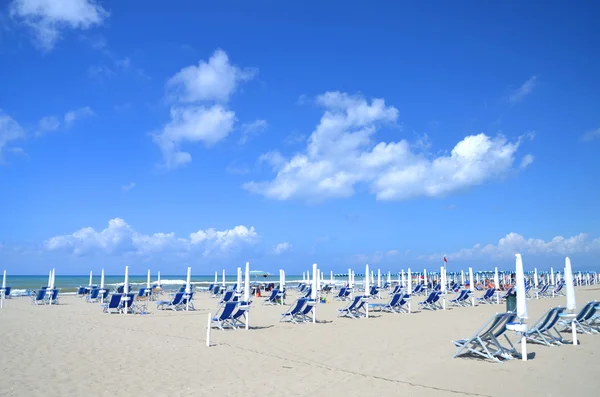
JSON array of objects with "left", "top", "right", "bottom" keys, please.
[{"left": 1, "top": 1, "right": 599, "bottom": 275}]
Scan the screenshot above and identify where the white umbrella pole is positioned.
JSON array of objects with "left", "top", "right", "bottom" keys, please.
[
  {"left": 468, "top": 267, "right": 475, "bottom": 306},
  {"left": 365, "top": 264, "right": 370, "bottom": 318},
  {"left": 237, "top": 267, "right": 242, "bottom": 293},
  {"left": 206, "top": 312, "right": 212, "bottom": 347},
  {"left": 186, "top": 267, "right": 191, "bottom": 311},
  {"left": 407, "top": 268, "right": 412, "bottom": 313},
  {"left": 440, "top": 266, "right": 446, "bottom": 310},
  {"left": 312, "top": 263, "right": 318, "bottom": 324},
  {"left": 124, "top": 266, "right": 129, "bottom": 314},
  {"left": 89, "top": 271, "right": 93, "bottom": 287},
  {"left": 100, "top": 268, "right": 105, "bottom": 304},
  {"left": 494, "top": 267, "right": 500, "bottom": 305},
  {"left": 244, "top": 262, "right": 250, "bottom": 330},
  {"left": 222, "top": 269, "right": 226, "bottom": 287},
  {"left": 1, "top": 270, "right": 5, "bottom": 309}
]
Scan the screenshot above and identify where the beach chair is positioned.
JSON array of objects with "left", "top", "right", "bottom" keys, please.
[
  {"left": 1, "top": 286, "right": 11, "bottom": 299},
  {"left": 418, "top": 291, "right": 441, "bottom": 310},
  {"left": 338, "top": 296, "right": 367, "bottom": 319},
  {"left": 210, "top": 285, "right": 222, "bottom": 297},
  {"left": 263, "top": 288, "right": 280, "bottom": 305},
  {"left": 520, "top": 307, "right": 567, "bottom": 346},
  {"left": 220, "top": 290, "right": 236, "bottom": 304},
  {"left": 499, "top": 287, "right": 514, "bottom": 301},
  {"left": 101, "top": 294, "right": 123, "bottom": 314},
  {"left": 299, "top": 299, "right": 317, "bottom": 322},
  {"left": 76, "top": 286, "right": 86, "bottom": 297},
  {"left": 31, "top": 289, "right": 47, "bottom": 305},
  {"left": 558, "top": 301, "right": 599, "bottom": 334},
  {"left": 155, "top": 292, "right": 185, "bottom": 311},
  {"left": 181, "top": 292, "right": 195, "bottom": 311},
  {"left": 86, "top": 287, "right": 100, "bottom": 303},
  {"left": 477, "top": 288, "right": 496, "bottom": 304},
  {"left": 47, "top": 289, "right": 59, "bottom": 305},
  {"left": 535, "top": 284, "right": 549, "bottom": 298},
  {"left": 370, "top": 292, "right": 402, "bottom": 313},
  {"left": 452, "top": 312, "right": 517, "bottom": 363},
  {"left": 333, "top": 286, "right": 349, "bottom": 301},
  {"left": 211, "top": 301, "right": 239, "bottom": 330},
  {"left": 450, "top": 290, "right": 469, "bottom": 307},
  {"left": 280, "top": 298, "right": 307, "bottom": 324},
  {"left": 388, "top": 285, "right": 401, "bottom": 296},
  {"left": 413, "top": 284, "right": 424, "bottom": 295},
  {"left": 230, "top": 301, "right": 252, "bottom": 328}
]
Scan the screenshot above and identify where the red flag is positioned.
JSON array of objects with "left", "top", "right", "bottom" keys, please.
[{"left": 443, "top": 256, "right": 448, "bottom": 263}]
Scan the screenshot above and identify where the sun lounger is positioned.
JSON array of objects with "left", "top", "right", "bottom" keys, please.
[
  {"left": 155, "top": 292, "right": 185, "bottom": 311},
  {"left": 477, "top": 288, "right": 496, "bottom": 304},
  {"left": 520, "top": 307, "right": 566, "bottom": 346},
  {"left": 280, "top": 298, "right": 307, "bottom": 324},
  {"left": 452, "top": 312, "right": 517, "bottom": 363},
  {"left": 418, "top": 291, "right": 442, "bottom": 310},
  {"left": 370, "top": 292, "right": 402, "bottom": 313}
]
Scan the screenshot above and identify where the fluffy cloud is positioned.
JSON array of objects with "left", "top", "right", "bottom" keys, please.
[
  {"left": 519, "top": 154, "right": 534, "bottom": 169},
  {"left": 36, "top": 107, "right": 94, "bottom": 135},
  {"left": 581, "top": 127, "right": 600, "bottom": 142},
  {"left": 0, "top": 110, "right": 26, "bottom": 162},
  {"left": 10, "top": 0, "right": 108, "bottom": 51},
  {"left": 153, "top": 49, "right": 256, "bottom": 168},
  {"left": 121, "top": 182, "right": 135, "bottom": 192},
  {"left": 273, "top": 242, "right": 291, "bottom": 254},
  {"left": 244, "top": 91, "right": 532, "bottom": 202},
  {"left": 437, "top": 232, "right": 600, "bottom": 261},
  {"left": 509, "top": 75, "right": 538, "bottom": 103},
  {"left": 45, "top": 218, "right": 259, "bottom": 257},
  {"left": 239, "top": 119, "right": 267, "bottom": 144}
]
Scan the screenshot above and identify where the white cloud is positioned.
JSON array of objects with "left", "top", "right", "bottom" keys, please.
[
  {"left": 244, "top": 91, "right": 531, "bottom": 202},
  {"left": 435, "top": 232, "right": 600, "bottom": 261},
  {"left": 509, "top": 76, "right": 538, "bottom": 103},
  {"left": 64, "top": 106, "right": 95, "bottom": 126},
  {"left": 520, "top": 154, "right": 534, "bottom": 169},
  {"left": 45, "top": 217, "right": 259, "bottom": 257},
  {"left": 0, "top": 110, "right": 26, "bottom": 162},
  {"left": 350, "top": 249, "right": 398, "bottom": 265},
  {"left": 273, "top": 242, "right": 291, "bottom": 254},
  {"left": 36, "top": 116, "right": 61, "bottom": 135},
  {"left": 166, "top": 49, "right": 257, "bottom": 103},
  {"left": 239, "top": 119, "right": 267, "bottom": 144},
  {"left": 581, "top": 127, "right": 600, "bottom": 142},
  {"left": 121, "top": 182, "right": 135, "bottom": 192},
  {"left": 154, "top": 49, "right": 255, "bottom": 168},
  {"left": 10, "top": 0, "right": 109, "bottom": 52}
]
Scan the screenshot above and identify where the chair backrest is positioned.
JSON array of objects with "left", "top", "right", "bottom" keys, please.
[
  {"left": 268, "top": 289, "right": 279, "bottom": 301},
  {"left": 347, "top": 295, "right": 362, "bottom": 310},
  {"left": 222, "top": 290, "right": 234, "bottom": 302},
  {"left": 77, "top": 287, "right": 85, "bottom": 295},
  {"left": 50, "top": 289, "right": 59, "bottom": 300},
  {"left": 289, "top": 298, "right": 307, "bottom": 314},
  {"left": 389, "top": 292, "right": 402, "bottom": 306},
  {"left": 137, "top": 287, "right": 146, "bottom": 297},
  {"left": 218, "top": 301, "right": 238, "bottom": 320},
  {"left": 108, "top": 293, "right": 123, "bottom": 308},
  {"left": 3, "top": 286, "right": 11, "bottom": 296},
  {"left": 34, "top": 289, "right": 46, "bottom": 301},
  {"left": 578, "top": 301, "right": 598, "bottom": 321},
  {"left": 172, "top": 292, "right": 185, "bottom": 305},
  {"left": 89, "top": 288, "right": 100, "bottom": 299}
]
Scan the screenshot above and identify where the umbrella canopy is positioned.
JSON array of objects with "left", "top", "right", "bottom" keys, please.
[
  {"left": 124, "top": 266, "right": 129, "bottom": 294},
  {"left": 147, "top": 269, "right": 151, "bottom": 289},
  {"left": 237, "top": 267, "right": 242, "bottom": 292},
  {"left": 515, "top": 254, "right": 528, "bottom": 320},
  {"left": 407, "top": 268, "right": 412, "bottom": 294},
  {"left": 89, "top": 271, "right": 93, "bottom": 287},
  {"left": 100, "top": 269, "right": 105, "bottom": 289},
  {"left": 185, "top": 267, "right": 191, "bottom": 294},
  {"left": 365, "top": 264, "right": 370, "bottom": 294},
  {"left": 468, "top": 268, "right": 474, "bottom": 291},
  {"left": 311, "top": 264, "right": 317, "bottom": 300},
  {"left": 565, "top": 257, "right": 577, "bottom": 311},
  {"left": 244, "top": 262, "right": 250, "bottom": 302}
]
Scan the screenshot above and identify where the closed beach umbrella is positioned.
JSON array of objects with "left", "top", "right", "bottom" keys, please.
[
  {"left": 1, "top": 270, "right": 5, "bottom": 308},
  {"left": 440, "top": 266, "right": 447, "bottom": 310},
  {"left": 157, "top": 271, "right": 161, "bottom": 286},
  {"left": 147, "top": 269, "right": 151, "bottom": 290},
  {"left": 311, "top": 263, "right": 318, "bottom": 323},
  {"left": 330, "top": 271, "right": 334, "bottom": 285},
  {"left": 515, "top": 254, "right": 528, "bottom": 320},
  {"left": 401, "top": 270, "right": 405, "bottom": 288},
  {"left": 461, "top": 270, "right": 465, "bottom": 285},
  {"left": 244, "top": 262, "right": 250, "bottom": 330},
  {"left": 89, "top": 271, "right": 93, "bottom": 287},
  {"left": 423, "top": 269, "right": 427, "bottom": 287},
  {"left": 468, "top": 268, "right": 475, "bottom": 306},
  {"left": 237, "top": 267, "right": 242, "bottom": 293},
  {"left": 214, "top": 271, "right": 218, "bottom": 284},
  {"left": 550, "top": 267, "right": 554, "bottom": 285},
  {"left": 185, "top": 267, "right": 192, "bottom": 311},
  {"left": 100, "top": 268, "right": 105, "bottom": 304},
  {"left": 377, "top": 269, "right": 381, "bottom": 288},
  {"left": 124, "top": 266, "right": 129, "bottom": 313},
  {"left": 407, "top": 268, "right": 412, "bottom": 313},
  {"left": 48, "top": 270, "right": 52, "bottom": 288},
  {"left": 565, "top": 257, "right": 576, "bottom": 311},
  {"left": 365, "top": 264, "right": 370, "bottom": 295},
  {"left": 222, "top": 269, "right": 226, "bottom": 287},
  {"left": 534, "top": 268, "right": 538, "bottom": 289},
  {"left": 347, "top": 268, "right": 352, "bottom": 287},
  {"left": 494, "top": 267, "right": 500, "bottom": 304}
]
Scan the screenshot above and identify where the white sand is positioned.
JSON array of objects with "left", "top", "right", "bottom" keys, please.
[{"left": 1, "top": 287, "right": 600, "bottom": 396}]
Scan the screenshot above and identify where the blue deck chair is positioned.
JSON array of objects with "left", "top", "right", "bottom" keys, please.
[
  {"left": 499, "top": 287, "right": 514, "bottom": 301},
  {"left": 86, "top": 287, "right": 100, "bottom": 303},
  {"left": 181, "top": 292, "right": 195, "bottom": 311},
  {"left": 388, "top": 285, "right": 401, "bottom": 296},
  {"left": 263, "top": 288, "right": 280, "bottom": 305},
  {"left": 220, "top": 290, "right": 236, "bottom": 304},
  {"left": 333, "top": 286, "right": 348, "bottom": 300},
  {"left": 230, "top": 301, "right": 252, "bottom": 328},
  {"left": 47, "top": 289, "right": 59, "bottom": 305},
  {"left": 413, "top": 284, "right": 424, "bottom": 295},
  {"left": 418, "top": 291, "right": 441, "bottom": 310},
  {"left": 31, "top": 289, "right": 47, "bottom": 305},
  {"left": 338, "top": 295, "right": 367, "bottom": 319},
  {"left": 102, "top": 294, "right": 123, "bottom": 314},
  {"left": 453, "top": 312, "right": 517, "bottom": 363},
  {"left": 155, "top": 292, "right": 185, "bottom": 310},
  {"left": 535, "top": 284, "right": 549, "bottom": 298},
  {"left": 450, "top": 290, "right": 469, "bottom": 307},
  {"left": 302, "top": 287, "right": 312, "bottom": 299},
  {"left": 299, "top": 299, "right": 317, "bottom": 322},
  {"left": 210, "top": 285, "right": 222, "bottom": 297},
  {"left": 98, "top": 288, "right": 109, "bottom": 301},
  {"left": 477, "top": 288, "right": 496, "bottom": 304},
  {"left": 119, "top": 293, "right": 136, "bottom": 313},
  {"left": 370, "top": 292, "right": 402, "bottom": 313},
  {"left": 76, "top": 286, "right": 86, "bottom": 297},
  {"left": 558, "top": 301, "right": 599, "bottom": 334},
  {"left": 280, "top": 298, "right": 307, "bottom": 323},
  {"left": 521, "top": 307, "right": 566, "bottom": 346},
  {"left": 1, "top": 286, "right": 11, "bottom": 299},
  {"left": 211, "top": 301, "right": 238, "bottom": 330}
]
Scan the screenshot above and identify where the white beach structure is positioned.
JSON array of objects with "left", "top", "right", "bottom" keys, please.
[
  {"left": 440, "top": 266, "right": 447, "bottom": 310},
  {"left": 244, "top": 262, "right": 250, "bottom": 330},
  {"left": 185, "top": 267, "right": 192, "bottom": 311},
  {"left": 237, "top": 267, "right": 242, "bottom": 293},
  {"left": 100, "top": 268, "right": 105, "bottom": 304},
  {"left": 565, "top": 257, "right": 577, "bottom": 345},
  {"left": 1, "top": 270, "right": 6, "bottom": 309},
  {"left": 494, "top": 267, "right": 500, "bottom": 304},
  {"left": 364, "top": 264, "right": 370, "bottom": 318},
  {"left": 123, "top": 266, "right": 129, "bottom": 314},
  {"left": 515, "top": 253, "right": 528, "bottom": 361},
  {"left": 311, "top": 263, "right": 318, "bottom": 323},
  {"left": 407, "top": 268, "right": 412, "bottom": 313},
  {"left": 89, "top": 271, "right": 93, "bottom": 287},
  {"left": 468, "top": 267, "right": 475, "bottom": 306}
]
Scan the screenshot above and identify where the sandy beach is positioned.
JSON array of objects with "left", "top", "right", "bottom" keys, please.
[{"left": 1, "top": 287, "right": 600, "bottom": 397}]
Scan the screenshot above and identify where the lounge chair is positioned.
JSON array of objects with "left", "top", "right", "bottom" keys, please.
[
  {"left": 263, "top": 288, "right": 280, "bottom": 305},
  {"left": 230, "top": 301, "right": 252, "bottom": 328},
  {"left": 452, "top": 312, "right": 517, "bottom": 363},
  {"left": 86, "top": 288, "right": 100, "bottom": 303},
  {"left": 370, "top": 292, "right": 402, "bottom": 313},
  {"left": 102, "top": 294, "right": 123, "bottom": 314},
  {"left": 521, "top": 307, "right": 567, "bottom": 346},
  {"left": 211, "top": 301, "right": 239, "bottom": 330},
  {"left": 418, "top": 291, "right": 442, "bottom": 310},
  {"left": 450, "top": 290, "right": 470, "bottom": 307},
  {"left": 31, "top": 289, "right": 47, "bottom": 305},
  {"left": 477, "top": 288, "right": 496, "bottom": 304},
  {"left": 558, "top": 301, "right": 599, "bottom": 334},
  {"left": 298, "top": 299, "right": 317, "bottom": 322},
  {"left": 338, "top": 295, "right": 367, "bottom": 319},
  {"left": 280, "top": 298, "right": 307, "bottom": 324},
  {"left": 155, "top": 292, "right": 185, "bottom": 311},
  {"left": 333, "top": 286, "right": 349, "bottom": 301}
]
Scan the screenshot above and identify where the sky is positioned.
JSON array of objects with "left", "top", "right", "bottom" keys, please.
[{"left": 1, "top": 0, "right": 599, "bottom": 275}]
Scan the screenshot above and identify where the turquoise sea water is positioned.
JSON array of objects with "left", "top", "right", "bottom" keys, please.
[{"left": 2, "top": 275, "right": 306, "bottom": 295}]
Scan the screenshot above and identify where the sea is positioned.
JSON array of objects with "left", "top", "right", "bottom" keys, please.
[{"left": 1, "top": 274, "right": 308, "bottom": 296}]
